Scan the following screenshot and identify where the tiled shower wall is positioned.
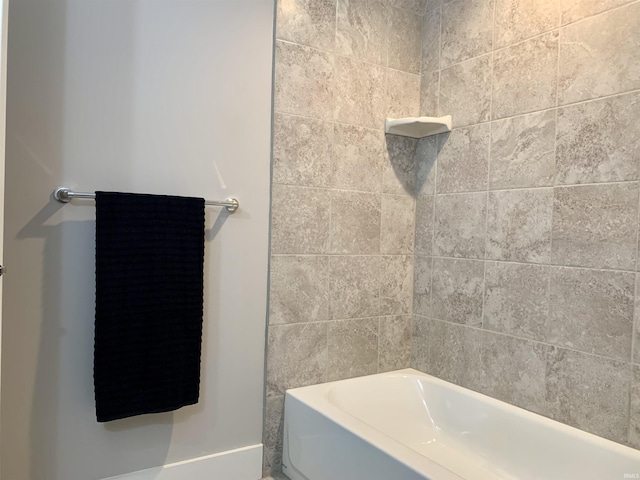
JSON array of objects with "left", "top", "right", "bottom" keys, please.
[
  {"left": 263, "top": 0, "right": 424, "bottom": 474},
  {"left": 412, "top": 0, "right": 640, "bottom": 449}
]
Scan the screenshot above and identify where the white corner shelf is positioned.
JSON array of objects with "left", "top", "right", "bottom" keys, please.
[{"left": 384, "top": 115, "right": 452, "bottom": 139}]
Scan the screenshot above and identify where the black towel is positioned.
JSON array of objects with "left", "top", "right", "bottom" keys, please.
[{"left": 94, "top": 191, "right": 205, "bottom": 422}]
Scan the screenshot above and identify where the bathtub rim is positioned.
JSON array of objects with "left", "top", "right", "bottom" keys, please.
[
  {"left": 284, "top": 368, "right": 640, "bottom": 479},
  {"left": 283, "top": 370, "right": 464, "bottom": 480}
]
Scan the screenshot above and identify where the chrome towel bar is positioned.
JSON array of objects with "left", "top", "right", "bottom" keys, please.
[{"left": 53, "top": 187, "right": 239, "bottom": 213}]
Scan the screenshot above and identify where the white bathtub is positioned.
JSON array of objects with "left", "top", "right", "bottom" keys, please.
[{"left": 282, "top": 369, "right": 640, "bottom": 480}]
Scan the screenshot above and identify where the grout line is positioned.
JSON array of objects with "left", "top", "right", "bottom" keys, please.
[
  {"left": 432, "top": 144, "right": 439, "bottom": 235},
  {"left": 434, "top": 5, "right": 442, "bottom": 116},
  {"left": 547, "top": 91, "right": 558, "bottom": 361},
  {"left": 548, "top": 22, "right": 559, "bottom": 324},
  {"left": 555, "top": 4, "right": 562, "bottom": 109},
  {"left": 272, "top": 182, "right": 414, "bottom": 196},
  {"left": 276, "top": 85, "right": 640, "bottom": 135},
  {"left": 272, "top": 253, "right": 411, "bottom": 258},
  {"left": 271, "top": 252, "right": 640, "bottom": 275},
  {"left": 545, "top": 265, "right": 553, "bottom": 361},
  {"left": 437, "top": 4, "right": 442, "bottom": 72},
  {"left": 327, "top": 123, "right": 335, "bottom": 321},
  {"left": 558, "top": 0, "right": 640, "bottom": 27},
  {"left": 636, "top": 181, "right": 640, "bottom": 274},
  {"left": 632, "top": 187, "right": 640, "bottom": 366},
  {"left": 481, "top": 0, "right": 496, "bottom": 334},
  {"left": 429, "top": 140, "right": 438, "bottom": 321},
  {"left": 490, "top": 0, "right": 496, "bottom": 116},
  {"left": 269, "top": 177, "right": 640, "bottom": 197},
  {"left": 377, "top": 316, "right": 381, "bottom": 372},
  {"left": 433, "top": 0, "right": 639, "bottom": 69},
  {"left": 271, "top": 313, "right": 411, "bottom": 326},
  {"left": 273, "top": 110, "right": 384, "bottom": 132},
  {"left": 420, "top": 316, "right": 637, "bottom": 366},
  {"left": 407, "top": 179, "right": 637, "bottom": 196},
  {"left": 482, "top": 138, "right": 493, "bottom": 330},
  {"left": 632, "top": 275, "right": 638, "bottom": 366},
  {"left": 428, "top": 254, "right": 639, "bottom": 274},
  {"left": 378, "top": 225, "right": 383, "bottom": 344},
  {"left": 440, "top": 86, "right": 640, "bottom": 125},
  {"left": 428, "top": 254, "right": 434, "bottom": 332},
  {"left": 385, "top": 1, "right": 391, "bottom": 70},
  {"left": 627, "top": 361, "right": 634, "bottom": 446},
  {"left": 276, "top": 37, "right": 422, "bottom": 78}
]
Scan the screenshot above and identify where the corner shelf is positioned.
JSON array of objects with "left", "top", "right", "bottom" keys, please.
[{"left": 384, "top": 115, "right": 452, "bottom": 139}]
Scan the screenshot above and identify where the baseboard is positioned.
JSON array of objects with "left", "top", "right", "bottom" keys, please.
[{"left": 102, "top": 444, "right": 263, "bottom": 480}]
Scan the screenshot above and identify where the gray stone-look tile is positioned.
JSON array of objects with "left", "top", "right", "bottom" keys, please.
[
  {"left": 432, "top": 257, "right": 484, "bottom": 326},
  {"left": 420, "top": 71, "right": 439, "bottom": 116},
  {"left": 441, "top": 0, "right": 494, "bottom": 68},
  {"left": 383, "top": 135, "right": 417, "bottom": 195},
  {"left": 489, "top": 110, "right": 556, "bottom": 190},
  {"left": 329, "top": 256, "right": 381, "bottom": 319},
  {"left": 559, "top": 2, "right": 640, "bottom": 105},
  {"left": 413, "top": 255, "right": 432, "bottom": 317},
  {"left": 276, "top": 0, "right": 337, "bottom": 51},
  {"left": 630, "top": 365, "right": 640, "bottom": 448},
  {"left": 434, "top": 192, "right": 487, "bottom": 258},
  {"left": 422, "top": 8, "right": 441, "bottom": 74},
  {"left": 336, "top": 0, "right": 389, "bottom": 65},
  {"left": 492, "top": 32, "right": 558, "bottom": 119},
  {"left": 379, "top": 315, "right": 412, "bottom": 371},
  {"left": 494, "top": 0, "right": 559, "bottom": 48},
  {"left": 425, "top": 0, "right": 443, "bottom": 13},
  {"left": 561, "top": 0, "right": 634, "bottom": 24},
  {"left": 271, "top": 185, "right": 330, "bottom": 254},
  {"left": 484, "top": 262, "right": 550, "bottom": 342},
  {"left": 386, "top": 0, "right": 426, "bottom": 15},
  {"left": 262, "top": 474, "right": 289, "bottom": 480},
  {"left": 386, "top": 69, "right": 421, "bottom": 118},
  {"left": 486, "top": 188, "right": 553, "bottom": 263},
  {"left": 556, "top": 92, "right": 640, "bottom": 185},
  {"left": 263, "top": 395, "right": 284, "bottom": 476},
  {"left": 551, "top": 183, "right": 638, "bottom": 270},
  {"left": 328, "top": 318, "right": 380, "bottom": 381},
  {"left": 635, "top": 277, "right": 640, "bottom": 364},
  {"left": 335, "top": 56, "right": 386, "bottom": 128},
  {"left": 481, "top": 332, "right": 549, "bottom": 415},
  {"left": 411, "top": 315, "right": 430, "bottom": 372},
  {"left": 546, "top": 348, "right": 630, "bottom": 443},
  {"left": 331, "top": 124, "right": 384, "bottom": 192},
  {"left": 330, "top": 190, "right": 381, "bottom": 254},
  {"left": 429, "top": 320, "right": 483, "bottom": 390},
  {"left": 381, "top": 195, "right": 415, "bottom": 254},
  {"left": 381, "top": 255, "right": 413, "bottom": 315},
  {"left": 416, "top": 135, "right": 439, "bottom": 195},
  {"left": 436, "top": 124, "right": 490, "bottom": 193},
  {"left": 267, "top": 322, "right": 328, "bottom": 396},
  {"left": 273, "top": 113, "right": 333, "bottom": 188},
  {"left": 269, "top": 255, "right": 329, "bottom": 325},
  {"left": 388, "top": 7, "right": 422, "bottom": 74},
  {"left": 439, "top": 54, "right": 492, "bottom": 127},
  {"left": 548, "top": 267, "right": 634, "bottom": 362},
  {"left": 415, "top": 194, "right": 434, "bottom": 256},
  {"left": 274, "top": 41, "right": 334, "bottom": 120}
]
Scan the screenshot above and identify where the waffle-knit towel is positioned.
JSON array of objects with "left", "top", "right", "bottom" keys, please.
[{"left": 94, "top": 191, "right": 205, "bottom": 422}]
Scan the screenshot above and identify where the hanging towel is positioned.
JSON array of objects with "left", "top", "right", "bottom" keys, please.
[{"left": 94, "top": 191, "right": 205, "bottom": 422}]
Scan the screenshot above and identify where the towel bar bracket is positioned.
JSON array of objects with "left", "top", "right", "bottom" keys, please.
[{"left": 53, "top": 187, "right": 239, "bottom": 214}]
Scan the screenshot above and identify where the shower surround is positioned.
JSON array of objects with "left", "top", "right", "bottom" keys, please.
[
  {"left": 264, "top": 0, "right": 423, "bottom": 474},
  {"left": 412, "top": 0, "right": 640, "bottom": 453},
  {"left": 264, "top": 0, "right": 640, "bottom": 476}
]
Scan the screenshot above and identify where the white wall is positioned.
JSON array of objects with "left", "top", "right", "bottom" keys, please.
[{"left": 1, "top": 1, "right": 274, "bottom": 479}]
